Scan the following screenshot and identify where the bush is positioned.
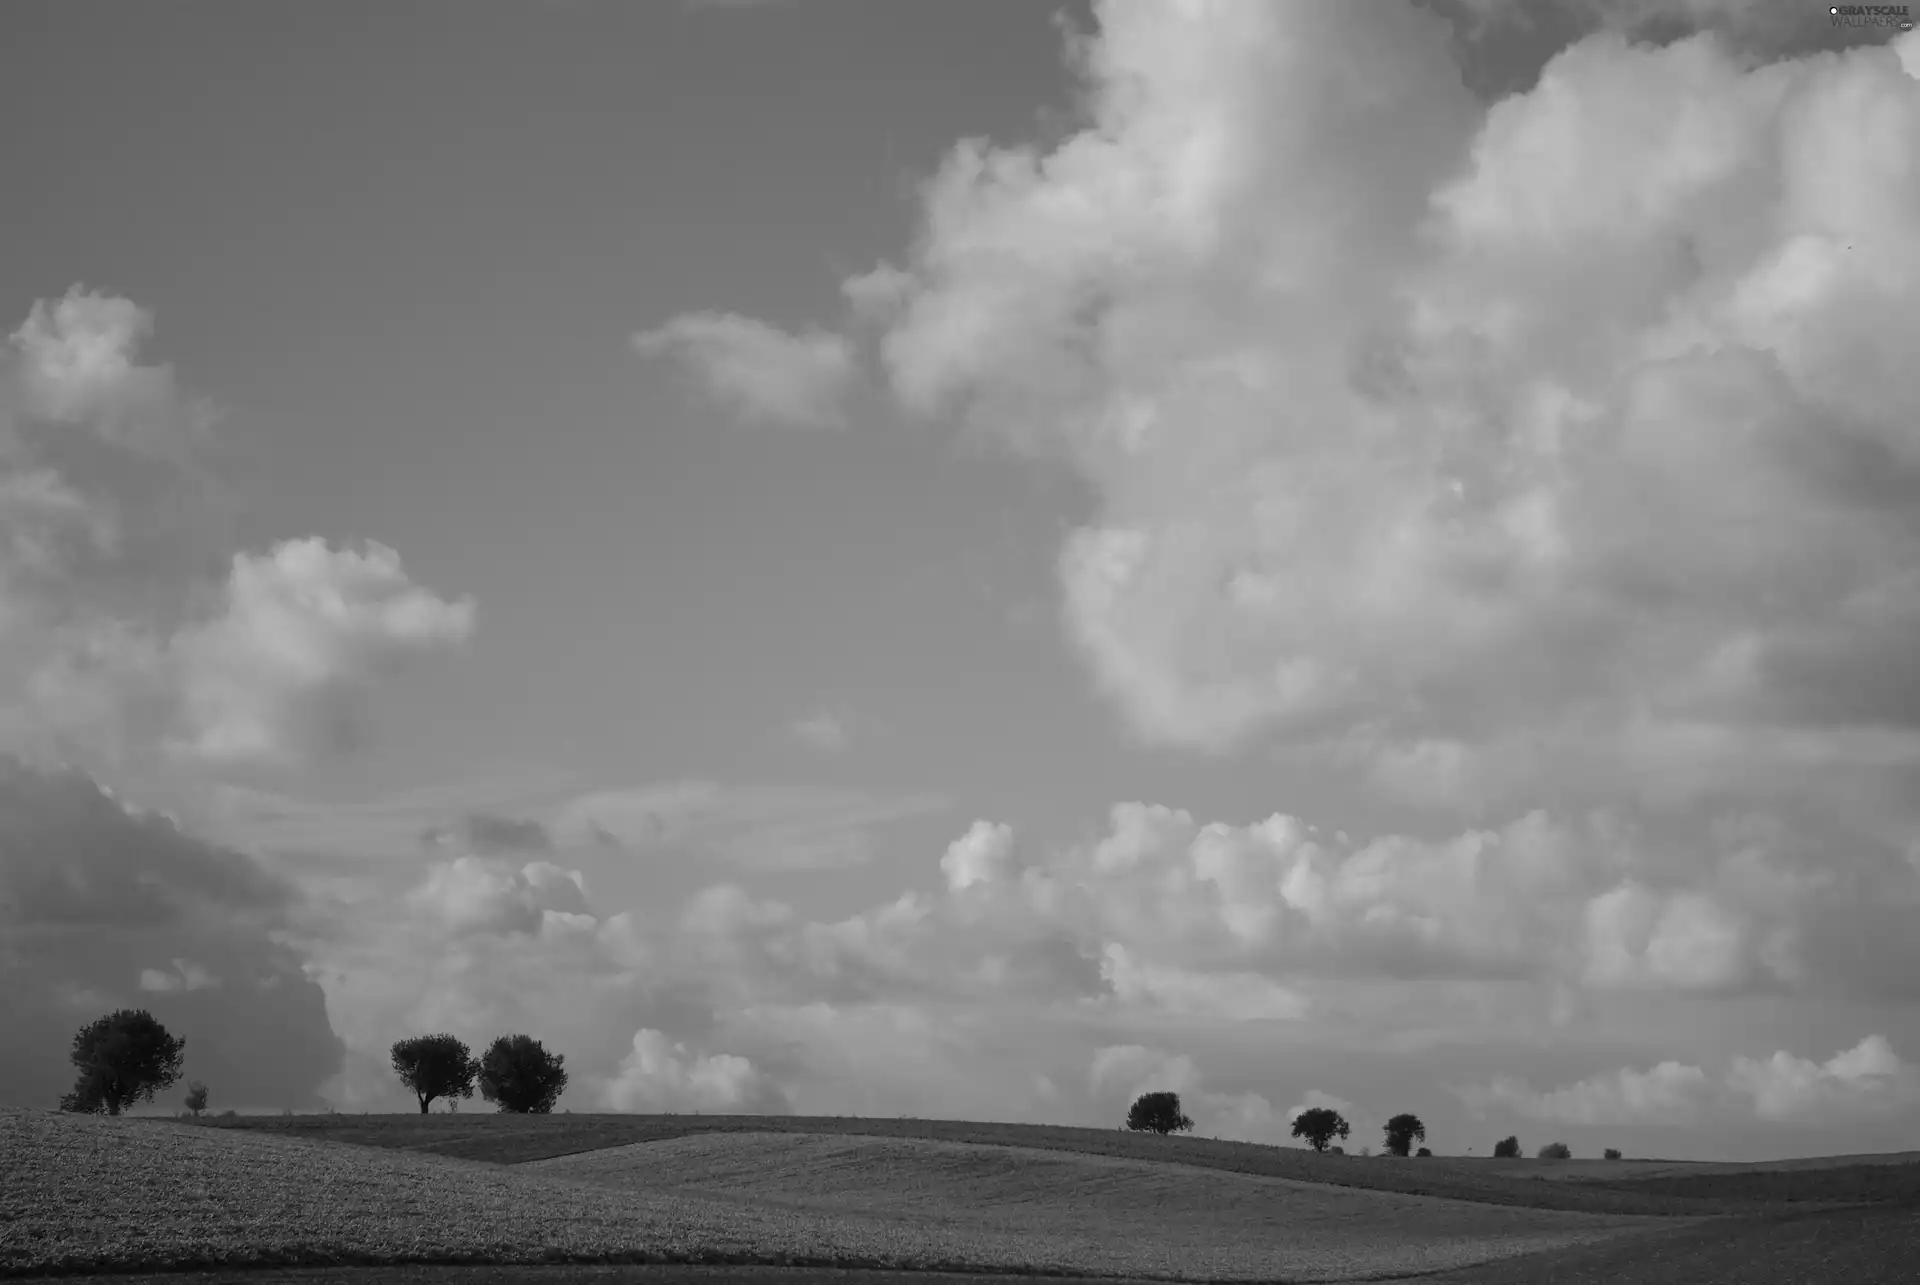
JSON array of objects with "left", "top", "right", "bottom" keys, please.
[
  {"left": 1416, "top": 1147, "right": 1432, "bottom": 1157},
  {"left": 1604, "top": 1148, "right": 1622, "bottom": 1160},
  {"left": 1329, "top": 1145, "right": 1345, "bottom": 1155},
  {"left": 1126, "top": 1090, "right": 1195, "bottom": 1134},
  {"left": 184, "top": 1081, "right": 208, "bottom": 1117},
  {"left": 1492, "top": 1135, "right": 1521, "bottom": 1158},
  {"left": 1538, "top": 1141, "right": 1572, "bottom": 1159},
  {"left": 478, "top": 1034, "right": 569, "bottom": 1114},
  {"left": 59, "top": 1010, "right": 186, "bottom": 1115}
]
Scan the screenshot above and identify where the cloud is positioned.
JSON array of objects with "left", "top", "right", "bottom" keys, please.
[
  {"left": 551, "top": 781, "right": 952, "bottom": 872},
  {"left": 420, "top": 811, "right": 554, "bottom": 856},
  {"left": 138, "top": 959, "right": 221, "bottom": 993},
  {"left": 788, "top": 709, "right": 851, "bottom": 753},
  {"left": 0, "top": 755, "right": 343, "bottom": 1110},
  {"left": 690, "top": 7, "right": 1920, "bottom": 863},
  {"left": 1, "top": 291, "right": 472, "bottom": 774},
  {"left": 406, "top": 856, "right": 591, "bottom": 938},
  {"left": 940, "top": 819, "right": 1013, "bottom": 892},
  {"left": 597, "top": 1028, "right": 790, "bottom": 1113},
  {"left": 169, "top": 539, "right": 476, "bottom": 765},
  {"left": 634, "top": 312, "right": 858, "bottom": 429},
  {"left": 1458, "top": 1035, "right": 1920, "bottom": 1126}
]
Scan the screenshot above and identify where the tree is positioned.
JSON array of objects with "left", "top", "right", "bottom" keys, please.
[
  {"left": 184, "top": 1081, "right": 208, "bottom": 1117},
  {"left": 1291, "top": 1106, "right": 1351, "bottom": 1153},
  {"left": 1537, "top": 1141, "right": 1572, "bottom": 1159},
  {"left": 1125, "top": 1090, "right": 1195, "bottom": 1135},
  {"left": 478, "top": 1034, "right": 569, "bottom": 1114},
  {"left": 1383, "top": 1112, "right": 1427, "bottom": 1157},
  {"left": 1415, "top": 1147, "right": 1432, "bottom": 1157},
  {"left": 58, "top": 1010, "right": 186, "bottom": 1115},
  {"left": 1603, "top": 1148, "right": 1622, "bottom": 1160},
  {"left": 390, "top": 1034, "right": 479, "bottom": 1114},
  {"left": 1492, "top": 1135, "right": 1521, "bottom": 1158}
]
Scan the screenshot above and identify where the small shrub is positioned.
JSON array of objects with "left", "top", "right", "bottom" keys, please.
[
  {"left": 1359, "top": 1145, "right": 1372, "bottom": 1157},
  {"left": 1604, "top": 1148, "right": 1622, "bottom": 1160},
  {"left": 1416, "top": 1147, "right": 1432, "bottom": 1157},
  {"left": 1538, "top": 1141, "right": 1572, "bottom": 1159},
  {"left": 183, "top": 1081, "right": 208, "bottom": 1117},
  {"left": 1493, "top": 1135, "right": 1521, "bottom": 1158},
  {"left": 1329, "top": 1145, "right": 1345, "bottom": 1155}
]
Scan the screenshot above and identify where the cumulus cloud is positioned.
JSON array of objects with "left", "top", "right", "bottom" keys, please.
[
  {"left": 1458, "top": 1035, "right": 1920, "bottom": 1126},
  {"left": 598, "top": 1028, "right": 790, "bottom": 1113},
  {"left": 634, "top": 312, "right": 858, "bottom": 429},
  {"left": 0, "top": 755, "right": 342, "bottom": 1109},
  {"left": 406, "top": 856, "right": 592, "bottom": 937},
  {"left": 940, "top": 819, "right": 1013, "bottom": 892},
  {"left": 694, "top": 7, "right": 1920, "bottom": 856},
  {"left": 169, "top": 539, "right": 475, "bottom": 764},
  {"left": 1, "top": 290, "right": 473, "bottom": 774}
]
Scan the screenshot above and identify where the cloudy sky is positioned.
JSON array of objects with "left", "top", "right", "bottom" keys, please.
[{"left": 4, "top": 0, "right": 1919, "bottom": 1163}]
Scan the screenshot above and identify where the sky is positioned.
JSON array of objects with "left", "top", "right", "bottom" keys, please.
[{"left": 2, "top": 0, "right": 1919, "bottom": 1163}]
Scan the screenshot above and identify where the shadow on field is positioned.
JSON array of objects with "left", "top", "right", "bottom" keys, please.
[{"left": 1426, "top": 1203, "right": 1919, "bottom": 1284}]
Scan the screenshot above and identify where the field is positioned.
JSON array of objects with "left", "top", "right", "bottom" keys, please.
[{"left": 2, "top": 1108, "right": 1914, "bottom": 1284}]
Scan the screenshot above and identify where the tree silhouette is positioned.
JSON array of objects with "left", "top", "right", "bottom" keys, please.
[
  {"left": 478, "top": 1034, "right": 569, "bottom": 1114},
  {"left": 1537, "top": 1141, "right": 1572, "bottom": 1159},
  {"left": 1492, "top": 1135, "right": 1521, "bottom": 1158},
  {"left": 184, "top": 1081, "right": 208, "bottom": 1117},
  {"left": 1291, "top": 1106, "right": 1351, "bottom": 1153},
  {"left": 59, "top": 1010, "right": 186, "bottom": 1115},
  {"left": 1125, "top": 1090, "right": 1196, "bottom": 1134},
  {"left": 390, "top": 1034, "right": 479, "bottom": 1114},
  {"left": 1383, "top": 1113, "right": 1426, "bottom": 1157}
]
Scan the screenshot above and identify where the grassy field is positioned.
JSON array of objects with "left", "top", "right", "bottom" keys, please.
[
  {"left": 162, "top": 1111, "right": 1839, "bottom": 1216},
  {"left": 4, "top": 1107, "right": 1914, "bottom": 1283}
]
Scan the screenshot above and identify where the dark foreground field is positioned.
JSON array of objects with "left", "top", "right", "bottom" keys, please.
[{"left": 4, "top": 1110, "right": 1915, "bottom": 1284}]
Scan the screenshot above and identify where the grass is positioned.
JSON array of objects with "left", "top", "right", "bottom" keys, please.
[
  {"left": 2, "top": 1108, "right": 1677, "bottom": 1282},
  {"left": 168, "top": 1112, "right": 1821, "bottom": 1217}
]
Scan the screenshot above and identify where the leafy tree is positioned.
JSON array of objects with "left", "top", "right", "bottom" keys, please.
[
  {"left": 1291, "top": 1106, "right": 1351, "bottom": 1153},
  {"left": 1383, "top": 1112, "right": 1427, "bottom": 1157},
  {"left": 1538, "top": 1141, "right": 1572, "bottom": 1159},
  {"left": 1415, "top": 1147, "right": 1432, "bottom": 1157},
  {"left": 1604, "top": 1148, "right": 1622, "bottom": 1160},
  {"left": 478, "top": 1034, "right": 569, "bottom": 1114},
  {"left": 58, "top": 1010, "right": 186, "bottom": 1115},
  {"left": 1125, "top": 1090, "right": 1195, "bottom": 1135},
  {"left": 1492, "top": 1135, "right": 1521, "bottom": 1158},
  {"left": 184, "top": 1081, "right": 208, "bottom": 1117},
  {"left": 390, "top": 1034, "right": 478, "bottom": 1114}
]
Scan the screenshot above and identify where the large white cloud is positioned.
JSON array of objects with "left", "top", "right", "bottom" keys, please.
[
  {"left": 168, "top": 538, "right": 475, "bottom": 764},
  {"left": 841, "top": 5, "right": 1920, "bottom": 868},
  {"left": 2, "top": 289, "right": 474, "bottom": 774}
]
